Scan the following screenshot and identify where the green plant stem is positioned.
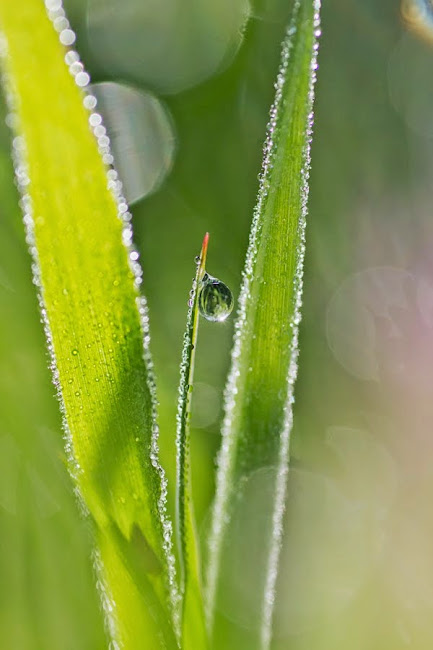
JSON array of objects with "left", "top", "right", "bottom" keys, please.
[{"left": 175, "top": 233, "right": 209, "bottom": 649}]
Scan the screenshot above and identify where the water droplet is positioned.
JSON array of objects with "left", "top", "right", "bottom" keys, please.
[
  {"left": 83, "top": 94, "right": 97, "bottom": 110},
  {"left": 75, "top": 71, "right": 90, "bottom": 87},
  {"left": 75, "top": 391, "right": 80, "bottom": 397},
  {"left": 71, "top": 348, "right": 78, "bottom": 356},
  {"left": 59, "top": 28, "right": 75, "bottom": 46},
  {"left": 89, "top": 112, "right": 102, "bottom": 127},
  {"left": 198, "top": 273, "right": 234, "bottom": 322}
]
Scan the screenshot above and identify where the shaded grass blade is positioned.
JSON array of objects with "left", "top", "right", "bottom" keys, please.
[
  {"left": 205, "top": 1, "right": 321, "bottom": 648},
  {"left": 0, "top": 2, "right": 178, "bottom": 647},
  {"left": 176, "top": 234, "right": 209, "bottom": 649}
]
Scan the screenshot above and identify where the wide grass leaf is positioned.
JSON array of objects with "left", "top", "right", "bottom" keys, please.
[
  {"left": 205, "top": 1, "right": 321, "bottom": 648},
  {"left": 0, "top": 2, "right": 177, "bottom": 648}
]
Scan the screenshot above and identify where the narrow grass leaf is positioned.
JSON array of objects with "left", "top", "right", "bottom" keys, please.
[
  {"left": 0, "top": 2, "right": 178, "bottom": 648},
  {"left": 176, "top": 234, "right": 209, "bottom": 649},
  {"left": 205, "top": 1, "right": 321, "bottom": 648}
]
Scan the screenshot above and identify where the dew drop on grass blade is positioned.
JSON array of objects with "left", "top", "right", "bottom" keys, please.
[
  {"left": 0, "top": 1, "right": 179, "bottom": 648},
  {"left": 205, "top": 1, "right": 322, "bottom": 649},
  {"left": 176, "top": 233, "right": 210, "bottom": 649}
]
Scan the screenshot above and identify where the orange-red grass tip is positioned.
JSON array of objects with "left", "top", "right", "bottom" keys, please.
[
  {"left": 200, "top": 232, "right": 209, "bottom": 272},
  {"left": 202, "top": 232, "right": 209, "bottom": 256}
]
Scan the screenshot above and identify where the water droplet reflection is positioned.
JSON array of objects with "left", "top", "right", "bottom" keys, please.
[
  {"left": 87, "top": 0, "right": 250, "bottom": 94},
  {"left": 402, "top": 0, "right": 433, "bottom": 43},
  {"left": 326, "top": 267, "right": 433, "bottom": 382},
  {"left": 388, "top": 31, "right": 433, "bottom": 138},
  {"left": 90, "top": 82, "right": 176, "bottom": 204}
]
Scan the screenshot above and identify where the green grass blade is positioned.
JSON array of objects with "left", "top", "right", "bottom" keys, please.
[
  {"left": 0, "top": 2, "right": 178, "bottom": 648},
  {"left": 176, "top": 234, "right": 209, "bottom": 649},
  {"left": 205, "top": 1, "right": 321, "bottom": 648}
]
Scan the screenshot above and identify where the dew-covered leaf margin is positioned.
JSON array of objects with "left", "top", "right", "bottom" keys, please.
[
  {"left": 205, "top": 1, "right": 321, "bottom": 648},
  {"left": 0, "top": 1, "right": 178, "bottom": 648},
  {"left": 175, "top": 234, "right": 209, "bottom": 649}
]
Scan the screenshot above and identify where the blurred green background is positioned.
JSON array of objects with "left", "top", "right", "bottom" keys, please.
[{"left": 2, "top": 0, "right": 433, "bottom": 648}]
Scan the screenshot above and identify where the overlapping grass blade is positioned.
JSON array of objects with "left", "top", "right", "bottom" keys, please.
[
  {"left": 175, "top": 234, "right": 209, "bottom": 649},
  {"left": 205, "top": 1, "right": 321, "bottom": 648},
  {"left": 0, "top": 2, "right": 177, "bottom": 648}
]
